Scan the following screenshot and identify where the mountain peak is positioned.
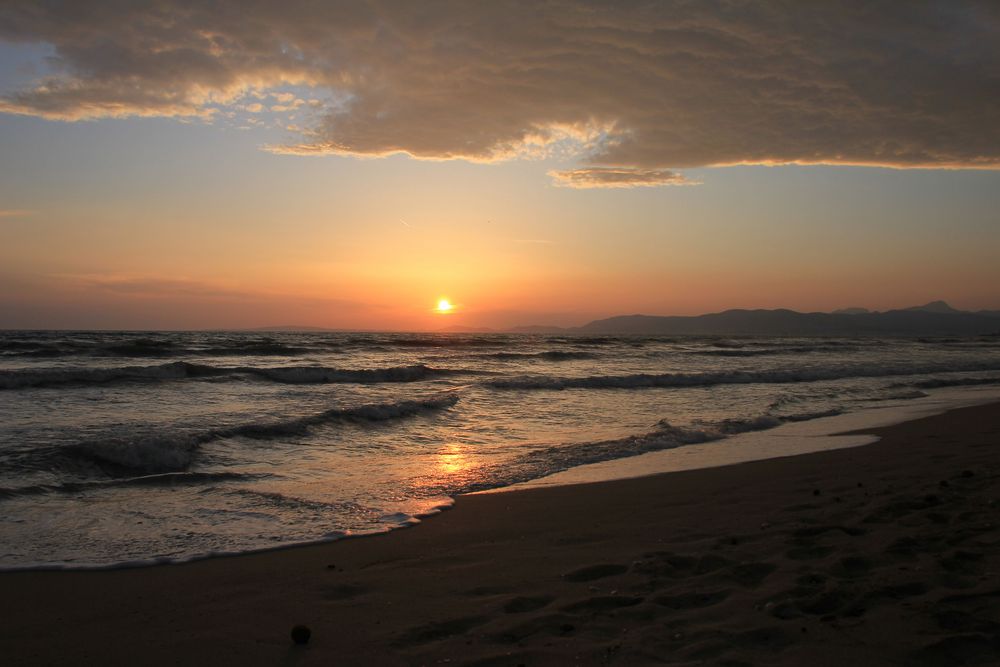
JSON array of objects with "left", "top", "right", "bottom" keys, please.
[{"left": 904, "top": 300, "right": 961, "bottom": 314}]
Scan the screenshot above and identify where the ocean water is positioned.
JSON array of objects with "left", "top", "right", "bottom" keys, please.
[{"left": 2, "top": 330, "right": 1000, "bottom": 569}]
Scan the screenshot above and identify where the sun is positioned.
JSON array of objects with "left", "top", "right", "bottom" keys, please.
[{"left": 435, "top": 298, "right": 455, "bottom": 314}]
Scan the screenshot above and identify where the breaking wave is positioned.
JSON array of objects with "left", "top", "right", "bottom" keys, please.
[
  {"left": 691, "top": 345, "right": 859, "bottom": 357},
  {"left": 0, "top": 361, "right": 225, "bottom": 389},
  {"left": 0, "top": 362, "right": 464, "bottom": 390},
  {"left": 248, "top": 364, "right": 463, "bottom": 384},
  {"left": 475, "top": 350, "right": 597, "bottom": 361},
  {"left": 0, "top": 337, "right": 314, "bottom": 358},
  {"left": 484, "top": 361, "right": 1000, "bottom": 391},
  {"left": 64, "top": 394, "right": 461, "bottom": 475},
  {"left": 438, "top": 409, "right": 840, "bottom": 495},
  {"left": 904, "top": 376, "right": 1000, "bottom": 389},
  {"left": 355, "top": 336, "right": 510, "bottom": 348},
  {"left": 0, "top": 471, "right": 257, "bottom": 500}
]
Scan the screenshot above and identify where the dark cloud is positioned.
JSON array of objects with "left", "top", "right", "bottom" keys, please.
[{"left": 1, "top": 1, "right": 998, "bottom": 186}]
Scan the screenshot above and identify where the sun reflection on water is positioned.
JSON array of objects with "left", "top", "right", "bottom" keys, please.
[{"left": 437, "top": 442, "right": 470, "bottom": 475}]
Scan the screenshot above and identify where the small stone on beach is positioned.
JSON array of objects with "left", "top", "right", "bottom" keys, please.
[{"left": 291, "top": 624, "right": 311, "bottom": 645}]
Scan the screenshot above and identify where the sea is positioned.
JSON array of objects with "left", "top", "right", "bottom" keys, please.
[{"left": 2, "top": 330, "right": 1000, "bottom": 569}]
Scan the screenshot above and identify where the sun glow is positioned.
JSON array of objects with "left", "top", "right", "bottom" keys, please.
[{"left": 435, "top": 298, "right": 455, "bottom": 314}]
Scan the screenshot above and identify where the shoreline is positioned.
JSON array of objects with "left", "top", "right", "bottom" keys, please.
[
  {"left": 3, "top": 401, "right": 1000, "bottom": 665},
  {"left": 506, "top": 384, "right": 1000, "bottom": 491},
  {"left": 6, "top": 385, "right": 999, "bottom": 573}
]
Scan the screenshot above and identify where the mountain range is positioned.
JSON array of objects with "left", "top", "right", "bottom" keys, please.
[{"left": 509, "top": 301, "right": 1000, "bottom": 336}]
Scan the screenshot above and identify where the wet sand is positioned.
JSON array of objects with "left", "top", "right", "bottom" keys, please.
[{"left": 2, "top": 402, "right": 999, "bottom": 666}]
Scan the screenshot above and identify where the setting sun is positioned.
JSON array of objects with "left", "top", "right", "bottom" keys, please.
[{"left": 3, "top": 5, "right": 1000, "bottom": 665}]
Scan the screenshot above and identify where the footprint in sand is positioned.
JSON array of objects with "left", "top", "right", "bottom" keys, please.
[
  {"left": 829, "top": 555, "right": 874, "bottom": 578},
  {"left": 502, "top": 595, "right": 554, "bottom": 614},
  {"left": 321, "top": 583, "right": 370, "bottom": 600},
  {"left": 654, "top": 589, "right": 731, "bottom": 610},
  {"left": 938, "top": 550, "right": 985, "bottom": 575},
  {"left": 491, "top": 612, "right": 580, "bottom": 643},
  {"left": 909, "top": 633, "right": 1000, "bottom": 667},
  {"left": 561, "top": 595, "right": 644, "bottom": 614},
  {"left": 786, "top": 525, "right": 865, "bottom": 560},
  {"left": 562, "top": 563, "right": 628, "bottom": 582},
  {"left": 395, "top": 615, "right": 489, "bottom": 646},
  {"left": 631, "top": 552, "right": 698, "bottom": 578},
  {"left": 728, "top": 561, "right": 777, "bottom": 588}
]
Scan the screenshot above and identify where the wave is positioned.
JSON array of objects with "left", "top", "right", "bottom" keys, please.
[
  {"left": 0, "top": 336, "right": 322, "bottom": 359},
  {"left": 65, "top": 394, "right": 460, "bottom": 474},
  {"left": 869, "top": 390, "right": 929, "bottom": 401},
  {"left": 248, "top": 364, "right": 461, "bottom": 384},
  {"left": 475, "top": 350, "right": 597, "bottom": 361},
  {"left": 101, "top": 341, "right": 314, "bottom": 357},
  {"left": 440, "top": 410, "right": 836, "bottom": 494},
  {"left": 226, "top": 488, "right": 380, "bottom": 516},
  {"left": 570, "top": 337, "right": 624, "bottom": 346},
  {"left": 0, "top": 337, "right": 183, "bottom": 358},
  {"left": 215, "top": 393, "right": 460, "bottom": 439},
  {"left": 0, "top": 471, "right": 256, "bottom": 500},
  {"left": 691, "top": 345, "right": 858, "bottom": 357},
  {"left": 0, "top": 361, "right": 225, "bottom": 389},
  {"left": 0, "top": 343, "right": 71, "bottom": 358},
  {"left": 904, "top": 376, "right": 1000, "bottom": 389},
  {"left": 97, "top": 338, "right": 180, "bottom": 357},
  {"left": 484, "top": 361, "right": 1000, "bottom": 391},
  {"left": 350, "top": 336, "right": 510, "bottom": 348},
  {"left": 0, "top": 361, "right": 464, "bottom": 390}
]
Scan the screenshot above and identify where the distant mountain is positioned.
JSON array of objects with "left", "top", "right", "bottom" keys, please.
[
  {"left": 523, "top": 302, "right": 1000, "bottom": 337},
  {"left": 903, "top": 300, "right": 962, "bottom": 314}
]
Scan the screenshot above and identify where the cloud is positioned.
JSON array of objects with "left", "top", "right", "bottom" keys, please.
[
  {"left": 76, "top": 275, "right": 254, "bottom": 299},
  {"left": 57, "top": 273, "right": 375, "bottom": 309},
  {"left": 1, "top": 1, "right": 998, "bottom": 186},
  {"left": 549, "top": 168, "right": 693, "bottom": 189},
  {"left": 0, "top": 209, "right": 35, "bottom": 218}
]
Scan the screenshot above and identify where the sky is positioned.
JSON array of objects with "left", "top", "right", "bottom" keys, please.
[{"left": 1, "top": 1, "right": 998, "bottom": 331}]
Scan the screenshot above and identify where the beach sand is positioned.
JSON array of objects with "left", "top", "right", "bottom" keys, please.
[{"left": 2, "top": 402, "right": 999, "bottom": 666}]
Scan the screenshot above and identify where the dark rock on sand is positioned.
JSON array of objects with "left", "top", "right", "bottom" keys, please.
[{"left": 291, "top": 624, "right": 311, "bottom": 644}]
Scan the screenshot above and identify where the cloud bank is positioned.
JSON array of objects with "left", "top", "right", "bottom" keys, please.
[{"left": 1, "top": 1, "right": 998, "bottom": 186}]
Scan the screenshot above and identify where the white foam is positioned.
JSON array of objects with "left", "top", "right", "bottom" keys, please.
[{"left": 493, "top": 385, "right": 1000, "bottom": 491}]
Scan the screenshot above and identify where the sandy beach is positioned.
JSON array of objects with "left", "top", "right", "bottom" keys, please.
[{"left": 2, "top": 402, "right": 999, "bottom": 666}]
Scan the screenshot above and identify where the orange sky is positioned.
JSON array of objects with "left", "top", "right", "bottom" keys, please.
[{"left": 1, "top": 3, "right": 999, "bottom": 330}]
